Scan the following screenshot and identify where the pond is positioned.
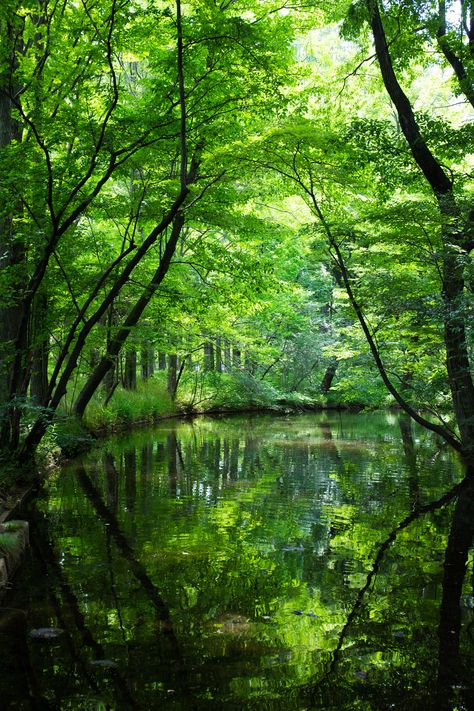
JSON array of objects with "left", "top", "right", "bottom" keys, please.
[{"left": 1, "top": 412, "right": 474, "bottom": 709}]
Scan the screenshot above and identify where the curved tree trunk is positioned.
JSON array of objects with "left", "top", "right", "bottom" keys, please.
[
  {"left": 367, "top": 0, "right": 474, "bottom": 460},
  {"left": 71, "top": 213, "right": 184, "bottom": 418}
]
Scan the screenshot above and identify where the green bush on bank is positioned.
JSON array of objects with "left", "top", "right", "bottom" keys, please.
[
  {"left": 83, "top": 377, "right": 177, "bottom": 432},
  {"left": 33, "top": 378, "right": 176, "bottom": 463},
  {"left": 177, "top": 370, "right": 327, "bottom": 411},
  {"left": 28, "top": 367, "right": 386, "bottom": 469}
]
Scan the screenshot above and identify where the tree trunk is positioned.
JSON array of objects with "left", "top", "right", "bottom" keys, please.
[
  {"left": 367, "top": 0, "right": 474, "bottom": 459},
  {"left": 30, "top": 291, "right": 49, "bottom": 404},
  {"left": 141, "top": 344, "right": 154, "bottom": 380},
  {"left": 123, "top": 349, "right": 137, "bottom": 391},
  {"left": 437, "top": 476, "right": 474, "bottom": 693},
  {"left": 0, "top": 21, "right": 25, "bottom": 413},
  {"left": 215, "top": 337, "right": 222, "bottom": 372},
  {"left": 103, "top": 356, "right": 118, "bottom": 403},
  {"left": 167, "top": 353, "right": 178, "bottom": 399},
  {"left": 70, "top": 214, "right": 184, "bottom": 420},
  {"left": 320, "top": 358, "right": 338, "bottom": 394},
  {"left": 204, "top": 341, "right": 214, "bottom": 371},
  {"left": 158, "top": 352, "right": 167, "bottom": 370}
]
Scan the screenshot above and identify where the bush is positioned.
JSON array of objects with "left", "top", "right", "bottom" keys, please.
[
  {"left": 186, "top": 371, "right": 283, "bottom": 409},
  {"left": 84, "top": 377, "right": 176, "bottom": 431}
]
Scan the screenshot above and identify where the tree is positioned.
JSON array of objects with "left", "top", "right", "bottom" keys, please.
[
  {"left": 0, "top": 0, "right": 295, "bottom": 465},
  {"left": 357, "top": 0, "right": 474, "bottom": 459},
  {"left": 243, "top": 2, "right": 474, "bottom": 459}
]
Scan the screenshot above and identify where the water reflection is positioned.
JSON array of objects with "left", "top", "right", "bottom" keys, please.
[{"left": 1, "top": 413, "right": 473, "bottom": 709}]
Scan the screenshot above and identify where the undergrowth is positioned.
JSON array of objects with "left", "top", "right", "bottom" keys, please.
[{"left": 84, "top": 378, "right": 177, "bottom": 431}]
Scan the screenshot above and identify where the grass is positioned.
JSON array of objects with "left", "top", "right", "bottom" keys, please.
[{"left": 83, "top": 377, "right": 177, "bottom": 432}]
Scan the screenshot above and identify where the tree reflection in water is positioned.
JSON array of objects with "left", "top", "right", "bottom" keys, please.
[{"left": 1, "top": 413, "right": 473, "bottom": 709}]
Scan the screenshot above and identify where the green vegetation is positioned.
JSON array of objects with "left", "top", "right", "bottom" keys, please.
[
  {"left": 0, "top": 0, "right": 473, "bottom": 477},
  {"left": 84, "top": 377, "right": 177, "bottom": 431}
]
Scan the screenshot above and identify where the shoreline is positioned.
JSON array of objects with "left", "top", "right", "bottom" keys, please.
[{"left": 0, "top": 401, "right": 392, "bottom": 600}]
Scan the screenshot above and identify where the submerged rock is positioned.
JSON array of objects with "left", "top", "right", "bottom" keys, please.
[
  {"left": 29, "top": 627, "right": 64, "bottom": 640},
  {"left": 89, "top": 659, "right": 118, "bottom": 669},
  {"left": 0, "top": 521, "right": 30, "bottom": 602},
  {"left": 212, "top": 613, "right": 252, "bottom": 635}
]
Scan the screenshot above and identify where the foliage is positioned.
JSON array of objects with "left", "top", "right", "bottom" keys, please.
[
  {"left": 0, "top": 0, "right": 473, "bottom": 467},
  {"left": 84, "top": 377, "right": 176, "bottom": 431}
]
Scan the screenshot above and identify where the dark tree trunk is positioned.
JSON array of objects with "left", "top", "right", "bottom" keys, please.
[
  {"left": 0, "top": 22, "right": 25, "bottom": 412},
  {"left": 30, "top": 290, "right": 49, "bottom": 404},
  {"left": 320, "top": 358, "right": 338, "bottom": 394},
  {"left": 70, "top": 214, "right": 184, "bottom": 420},
  {"left": 167, "top": 353, "right": 177, "bottom": 399},
  {"left": 232, "top": 347, "right": 241, "bottom": 368},
  {"left": 204, "top": 341, "right": 214, "bottom": 371},
  {"left": 123, "top": 350, "right": 137, "bottom": 391},
  {"left": 367, "top": 0, "right": 474, "bottom": 459},
  {"left": 158, "top": 352, "right": 167, "bottom": 370},
  {"left": 141, "top": 344, "right": 155, "bottom": 380},
  {"left": 437, "top": 477, "right": 474, "bottom": 697}
]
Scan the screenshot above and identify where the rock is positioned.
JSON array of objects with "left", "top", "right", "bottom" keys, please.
[
  {"left": 0, "top": 560, "right": 8, "bottom": 589},
  {"left": 29, "top": 627, "right": 65, "bottom": 640},
  {"left": 89, "top": 659, "right": 118, "bottom": 669},
  {"left": 0, "top": 521, "right": 29, "bottom": 602}
]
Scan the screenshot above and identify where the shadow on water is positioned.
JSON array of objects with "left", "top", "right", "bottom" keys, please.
[
  {"left": 1, "top": 412, "right": 474, "bottom": 709},
  {"left": 301, "top": 473, "right": 474, "bottom": 710}
]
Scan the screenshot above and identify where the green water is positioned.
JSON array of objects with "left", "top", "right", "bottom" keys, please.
[{"left": 1, "top": 412, "right": 474, "bottom": 709}]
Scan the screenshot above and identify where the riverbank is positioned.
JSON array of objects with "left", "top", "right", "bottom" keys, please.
[
  {"left": 0, "top": 379, "right": 372, "bottom": 597},
  {"left": 0, "top": 389, "right": 343, "bottom": 500},
  {"left": 1, "top": 374, "right": 374, "bottom": 494},
  {"left": 0, "top": 394, "right": 336, "bottom": 601}
]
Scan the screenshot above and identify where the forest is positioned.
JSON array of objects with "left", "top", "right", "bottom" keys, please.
[
  {"left": 2, "top": 2, "right": 474, "bottom": 708},
  {"left": 0, "top": 0, "right": 473, "bottom": 478}
]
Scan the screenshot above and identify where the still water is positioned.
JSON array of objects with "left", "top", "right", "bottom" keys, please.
[{"left": 1, "top": 412, "right": 474, "bottom": 710}]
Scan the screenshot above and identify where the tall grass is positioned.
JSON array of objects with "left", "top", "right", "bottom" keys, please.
[{"left": 84, "top": 377, "right": 176, "bottom": 432}]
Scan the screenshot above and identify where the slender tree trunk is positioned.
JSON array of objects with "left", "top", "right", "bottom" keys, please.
[
  {"left": 30, "top": 290, "right": 49, "bottom": 404},
  {"left": 70, "top": 214, "right": 184, "bottom": 420},
  {"left": 103, "top": 356, "right": 118, "bottom": 404},
  {"left": 167, "top": 353, "right": 177, "bottom": 400},
  {"left": 367, "top": 0, "right": 474, "bottom": 459},
  {"left": 123, "top": 349, "right": 137, "bottom": 390},
  {"left": 204, "top": 341, "right": 214, "bottom": 371}
]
